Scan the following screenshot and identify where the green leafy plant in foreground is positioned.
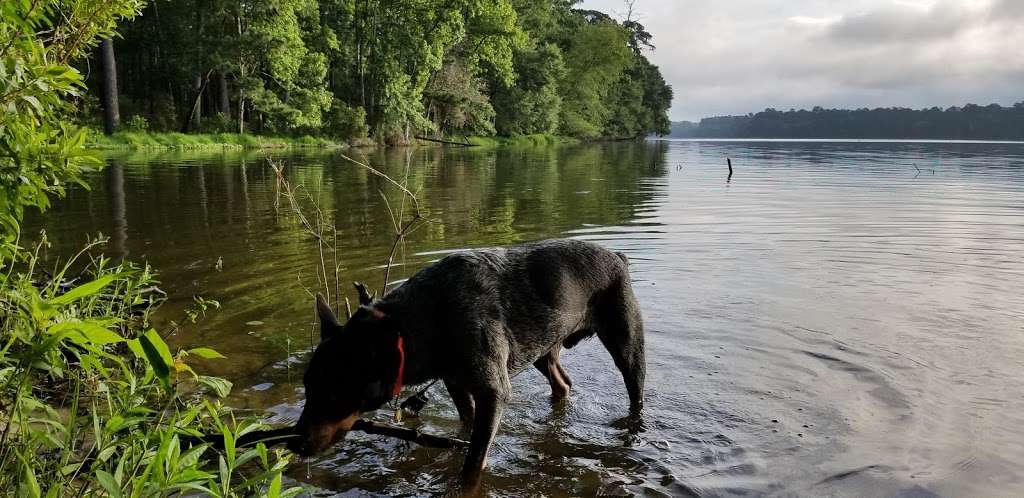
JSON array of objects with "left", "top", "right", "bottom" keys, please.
[
  {"left": 0, "top": 236, "right": 301, "bottom": 497},
  {"left": 2, "top": 1, "right": 302, "bottom": 495}
]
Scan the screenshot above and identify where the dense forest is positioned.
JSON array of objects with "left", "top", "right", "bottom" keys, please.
[
  {"left": 85, "top": 0, "right": 673, "bottom": 143},
  {"left": 669, "top": 103, "right": 1024, "bottom": 140}
]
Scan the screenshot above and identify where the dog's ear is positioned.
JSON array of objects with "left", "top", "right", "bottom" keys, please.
[
  {"left": 353, "top": 282, "right": 374, "bottom": 306},
  {"left": 316, "top": 293, "right": 341, "bottom": 341}
]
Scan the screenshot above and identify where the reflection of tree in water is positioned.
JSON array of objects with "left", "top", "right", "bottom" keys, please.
[
  {"left": 29, "top": 143, "right": 669, "bottom": 277},
  {"left": 24, "top": 144, "right": 670, "bottom": 378}
]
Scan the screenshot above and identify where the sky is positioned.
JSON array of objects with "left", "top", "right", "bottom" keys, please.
[{"left": 580, "top": 0, "right": 1024, "bottom": 121}]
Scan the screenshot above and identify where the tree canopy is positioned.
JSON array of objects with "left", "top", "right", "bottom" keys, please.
[{"left": 88, "top": 0, "right": 673, "bottom": 143}]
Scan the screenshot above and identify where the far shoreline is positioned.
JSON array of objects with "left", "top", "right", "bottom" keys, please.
[{"left": 650, "top": 137, "right": 1024, "bottom": 145}]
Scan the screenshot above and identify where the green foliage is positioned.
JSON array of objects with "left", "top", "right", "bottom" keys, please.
[
  {"left": 326, "top": 100, "right": 369, "bottom": 141},
  {"left": 492, "top": 43, "right": 565, "bottom": 135},
  {"left": 0, "top": 238, "right": 302, "bottom": 497},
  {"left": 2, "top": 3, "right": 304, "bottom": 496},
  {"left": 604, "top": 57, "right": 673, "bottom": 138},
  {"left": 425, "top": 61, "right": 497, "bottom": 136},
  {"left": 125, "top": 115, "right": 150, "bottom": 131},
  {"left": 1, "top": 0, "right": 141, "bottom": 262},
  {"left": 557, "top": 20, "right": 632, "bottom": 138},
  {"left": 87, "top": 130, "right": 340, "bottom": 149},
  {"left": 97, "top": 0, "right": 671, "bottom": 142}
]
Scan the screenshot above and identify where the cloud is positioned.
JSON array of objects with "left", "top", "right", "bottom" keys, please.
[
  {"left": 821, "top": 1, "right": 983, "bottom": 43},
  {"left": 581, "top": 0, "right": 1024, "bottom": 121}
]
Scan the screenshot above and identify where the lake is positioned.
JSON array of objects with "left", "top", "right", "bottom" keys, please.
[{"left": 29, "top": 140, "right": 1024, "bottom": 497}]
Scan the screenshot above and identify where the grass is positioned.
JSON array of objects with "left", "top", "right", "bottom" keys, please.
[
  {"left": 87, "top": 129, "right": 344, "bottom": 150},
  {"left": 87, "top": 129, "right": 577, "bottom": 151}
]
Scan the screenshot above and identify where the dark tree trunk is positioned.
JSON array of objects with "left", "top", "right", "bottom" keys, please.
[
  {"left": 191, "top": 74, "right": 203, "bottom": 128},
  {"left": 99, "top": 38, "right": 120, "bottom": 135},
  {"left": 217, "top": 71, "right": 231, "bottom": 116},
  {"left": 181, "top": 71, "right": 211, "bottom": 132}
]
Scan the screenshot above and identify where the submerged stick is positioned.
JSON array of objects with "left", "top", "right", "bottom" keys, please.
[{"left": 193, "top": 420, "right": 468, "bottom": 450}]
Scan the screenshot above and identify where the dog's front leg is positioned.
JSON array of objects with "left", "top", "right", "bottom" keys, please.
[{"left": 459, "top": 386, "right": 507, "bottom": 491}]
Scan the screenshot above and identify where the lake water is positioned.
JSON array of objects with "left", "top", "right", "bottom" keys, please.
[{"left": 29, "top": 140, "right": 1024, "bottom": 497}]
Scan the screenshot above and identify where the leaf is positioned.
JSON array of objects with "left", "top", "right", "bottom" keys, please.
[
  {"left": 198, "top": 375, "right": 233, "bottom": 398},
  {"left": 19, "top": 453, "right": 41, "bottom": 498},
  {"left": 96, "top": 470, "right": 122, "bottom": 498},
  {"left": 268, "top": 472, "right": 282, "bottom": 498},
  {"left": 139, "top": 329, "right": 173, "bottom": 391},
  {"left": 188, "top": 347, "right": 225, "bottom": 359},
  {"left": 125, "top": 338, "right": 145, "bottom": 360},
  {"left": 22, "top": 94, "right": 41, "bottom": 113},
  {"left": 176, "top": 444, "right": 208, "bottom": 470},
  {"left": 49, "top": 274, "right": 118, "bottom": 306},
  {"left": 55, "top": 321, "right": 125, "bottom": 345}
]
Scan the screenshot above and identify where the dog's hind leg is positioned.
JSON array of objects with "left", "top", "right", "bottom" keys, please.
[
  {"left": 533, "top": 346, "right": 570, "bottom": 401},
  {"left": 444, "top": 380, "right": 475, "bottom": 430},
  {"left": 595, "top": 279, "right": 646, "bottom": 412},
  {"left": 554, "top": 350, "right": 572, "bottom": 388}
]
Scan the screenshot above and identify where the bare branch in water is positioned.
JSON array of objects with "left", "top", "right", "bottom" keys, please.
[{"left": 190, "top": 420, "right": 468, "bottom": 450}]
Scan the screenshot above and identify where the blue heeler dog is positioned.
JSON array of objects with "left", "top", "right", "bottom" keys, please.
[{"left": 288, "top": 239, "right": 645, "bottom": 490}]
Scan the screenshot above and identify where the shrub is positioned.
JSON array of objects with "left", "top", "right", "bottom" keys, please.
[
  {"left": 125, "top": 114, "right": 150, "bottom": 131},
  {"left": 0, "top": 236, "right": 303, "bottom": 497},
  {"left": 325, "top": 100, "right": 369, "bottom": 141}
]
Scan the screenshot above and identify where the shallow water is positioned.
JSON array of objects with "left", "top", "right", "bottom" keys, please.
[{"left": 29, "top": 140, "right": 1024, "bottom": 497}]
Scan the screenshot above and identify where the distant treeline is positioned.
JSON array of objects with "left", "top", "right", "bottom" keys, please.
[
  {"left": 84, "top": 0, "right": 672, "bottom": 144},
  {"left": 669, "top": 103, "right": 1024, "bottom": 140}
]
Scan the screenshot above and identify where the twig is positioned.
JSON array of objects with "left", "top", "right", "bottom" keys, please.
[
  {"left": 382, "top": 215, "right": 424, "bottom": 291},
  {"left": 338, "top": 153, "right": 422, "bottom": 216}
]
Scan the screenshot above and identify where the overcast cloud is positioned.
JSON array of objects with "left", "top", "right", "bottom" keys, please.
[{"left": 581, "top": 0, "right": 1024, "bottom": 121}]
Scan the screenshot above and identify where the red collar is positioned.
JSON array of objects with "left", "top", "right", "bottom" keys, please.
[
  {"left": 392, "top": 334, "right": 405, "bottom": 397},
  {"left": 371, "top": 307, "right": 405, "bottom": 397}
]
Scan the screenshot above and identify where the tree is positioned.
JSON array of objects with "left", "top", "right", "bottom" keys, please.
[
  {"left": 557, "top": 19, "right": 632, "bottom": 137},
  {"left": 77, "top": 0, "right": 674, "bottom": 141},
  {"left": 99, "top": 38, "right": 121, "bottom": 134},
  {"left": 1, "top": 0, "right": 142, "bottom": 262},
  {"left": 492, "top": 43, "right": 565, "bottom": 135}
]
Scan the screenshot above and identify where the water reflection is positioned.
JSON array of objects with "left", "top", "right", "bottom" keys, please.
[{"left": 27, "top": 140, "right": 1024, "bottom": 497}]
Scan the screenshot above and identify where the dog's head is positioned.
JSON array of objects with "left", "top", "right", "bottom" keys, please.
[{"left": 288, "top": 289, "right": 401, "bottom": 456}]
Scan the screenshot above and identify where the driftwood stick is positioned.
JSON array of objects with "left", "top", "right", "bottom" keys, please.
[
  {"left": 191, "top": 420, "right": 467, "bottom": 450},
  {"left": 414, "top": 135, "right": 478, "bottom": 147},
  {"left": 351, "top": 419, "right": 468, "bottom": 448}
]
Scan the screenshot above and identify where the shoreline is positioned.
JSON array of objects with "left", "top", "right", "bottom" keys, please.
[{"left": 86, "top": 130, "right": 589, "bottom": 150}]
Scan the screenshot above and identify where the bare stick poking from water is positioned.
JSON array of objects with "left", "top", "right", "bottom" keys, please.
[{"left": 727, "top": 157, "right": 733, "bottom": 182}]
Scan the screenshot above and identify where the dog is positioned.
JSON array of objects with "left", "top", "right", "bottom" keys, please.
[{"left": 288, "top": 238, "right": 645, "bottom": 491}]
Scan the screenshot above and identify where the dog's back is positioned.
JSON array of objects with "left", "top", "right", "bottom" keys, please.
[{"left": 377, "top": 239, "right": 642, "bottom": 381}]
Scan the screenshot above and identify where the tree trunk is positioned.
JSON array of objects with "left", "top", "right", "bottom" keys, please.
[
  {"left": 238, "top": 94, "right": 245, "bottom": 134},
  {"left": 181, "top": 71, "right": 211, "bottom": 132},
  {"left": 191, "top": 74, "right": 203, "bottom": 128},
  {"left": 217, "top": 71, "right": 231, "bottom": 116},
  {"left": 99, "top": 38, "right": 120, "bottom": 135}
]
